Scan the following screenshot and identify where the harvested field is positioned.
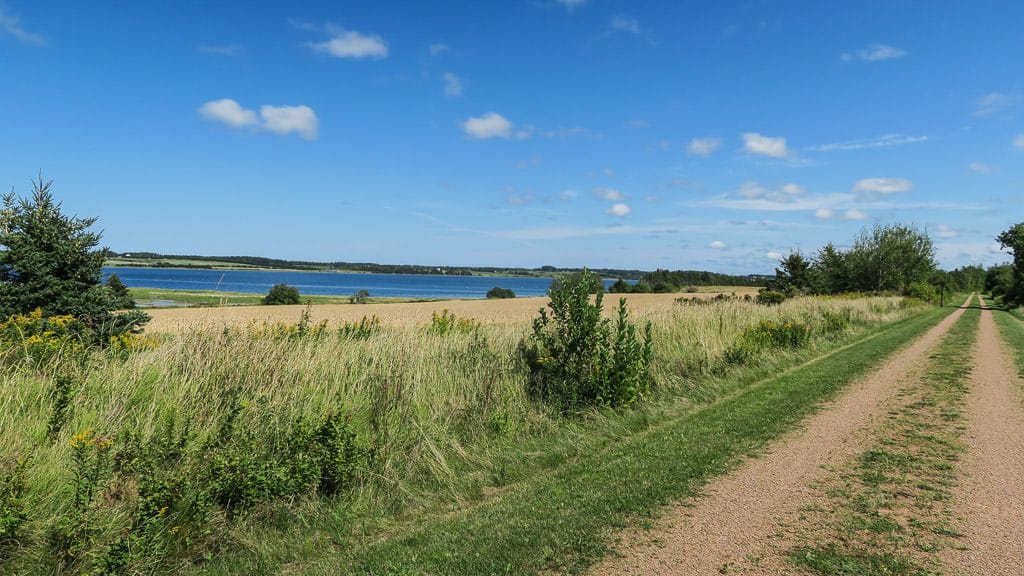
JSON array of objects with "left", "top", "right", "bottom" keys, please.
[{"left": 143, "top": 290, "right": 759, "bottom": 333}]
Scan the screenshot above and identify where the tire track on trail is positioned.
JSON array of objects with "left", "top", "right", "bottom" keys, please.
[
  {"left": 942, "top": 298, "right": 1024, "bottom": 574},
  {"left": 589, "top": 296, "right": 973, "bottom": 576}
]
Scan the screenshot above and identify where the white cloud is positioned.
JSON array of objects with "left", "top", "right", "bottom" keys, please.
[
  {"left": 198, "top": 99, "right": 259, "bottom": 128},
  {"left": 594, "top": 188, "right": 624, "bottom": 201},
  {"left": 443, "top": 72, "right": 463, "bottom": 97},
  {"left": 815, "top": 208, "right": 834, "bottom": 220},
  {"left": 688, "top": 137, "right": 722, "bottom": 156},
  {"left": 935, "top": 224, "right": 958, "bottom": 238},
  {"left": 968, "top": 162, "right": 996, "bottom": 175},
  {"left": 742, "top": 132, "right": 788, "bottom": 158},
  {"left": 853, "top": 177, "right": 912, "bottom": 195},
  {"left": 1015, "top": 134, "right": 1024, "bottom": 149},
  {"left": 973, "top": 92, "right": 1022, "bottom": 117},
  {"left": 260, "top": 105, "right": 319, "bottom": 140},
  {"left": 709, "top": 240, "right": 727, "bottom": 249},
  {"left": 199, "top": 99, "right": 318, "bottom": 139},
  {"left": 842, "top": 209, "right": 868, "bottom": 220},
  {"left": 841, "top": 44, "right": 906, "bottom": 62},
  {"left": 558, "top": 189, "right": 579, "bottom": 201},
  {"left": 0, "top": 6, "right": 45, "bottom": 46},
  {"left": 462, "top": 112, "right": 514, "bottom": 139},
  {"left": 429, "top": 43, "right": 448, "bottom": 56},
  {"left": 610, "top": 16, "right": 641, "bottom": 34},
  {"left": 556, "top": 0, "right": 587, "bottom": 11},
  {"left": 607, "top": 203, "right": 631, "bottom": 217},
  {"left": 781, "top": 183, "right": 806, "bottom": 196},
  {"left": 306, "top": 27, "right": 388, "bottom": 59},
  {"left": 766, "top": 251, "right": 783, "bottom": 260},
  {"left": 807, "top": 133, "right": 927, "bottom": 152},
  {"left": 197, "top": 44, "right": 243, "bottom": 56}
]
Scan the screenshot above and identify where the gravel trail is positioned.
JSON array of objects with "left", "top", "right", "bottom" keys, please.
[
  {"left": 942, "top": 299, "right": 1024, "bottom": 574},
  {"left": 589, "top": 297, "right": 972, "bottom": 576}
]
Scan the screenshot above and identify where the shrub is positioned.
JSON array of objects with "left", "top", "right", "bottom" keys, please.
[
  {"left": 723, "top": 319, "right": 812, "bottom": 366},
  {"left": 349, "top": 289, "right": 370, "bottom": 304},
  {"left": 905, "top": 281, "right": 937, "bottom": 304},
  {"left": 520, "top": 269, "right": 653, "bottom": 413},
  {"left": 0, "top": 309, "right": 85, "bottom": 366},
  {"left": 486, "top": 286, "right": 516, "bottom": 299},
  {"left": 756, "top": 290, "right": 788, "bottom": 306},
  {"left": 549, "top": 269, "right": 604, "bottom": 295},
  {"left": 427, "top": 309, "right": 479, "bottom": 335},
  {"left": 105, "top": 274, "right": 136, "bottom": 309},
  {"left": 263, "top": 283, "right": 301, "bottom": 305}
]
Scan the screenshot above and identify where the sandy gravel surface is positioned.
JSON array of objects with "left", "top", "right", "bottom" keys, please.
[
  {"left": 942, "top": 300, "right": 1024, "bottom": 574},
  {"left": 143, "top": 291, "right": 754, "bottom": 333},
  {"left": 589, "top": 297, "right": 971, "bottom": 576}
]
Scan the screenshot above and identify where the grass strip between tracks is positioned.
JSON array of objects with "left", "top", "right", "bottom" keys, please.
[{"left": 298, "top": 305, "right": 958, "bottom": 575}]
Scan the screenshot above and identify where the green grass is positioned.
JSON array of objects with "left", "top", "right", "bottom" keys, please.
[
  {"left": 788, "top": 303, "right": 980, "bottom": 575},
  {"left": 128, "top": 287, "right": 435, "bottom": 307},
  {"left": 254, "top": 306, "right": 956, "bottom": 575},
  {"left": 992, "top": 304, "right": 1024, "bottom": 381}
]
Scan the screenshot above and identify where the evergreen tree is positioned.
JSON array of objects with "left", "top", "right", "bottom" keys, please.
[
  {"left": 105, "top": 273, "right": 135, "bottom": 309},
  {"left": 0, "top": 177, "right": 148, "bottom": 335}
]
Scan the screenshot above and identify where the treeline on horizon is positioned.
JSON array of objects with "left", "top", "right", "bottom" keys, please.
[{"left": 107, "top": 252, "right": 767, "bottom": 285}]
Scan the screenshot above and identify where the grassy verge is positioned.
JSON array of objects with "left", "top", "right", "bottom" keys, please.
[
  {"left": 260, "top": 306, "right": 958, "bottom": 575},
  {"left": 992, "top": 306, "right": 1024, "bottom": 380},
  {"left": 788, "top": 303, "right": 980, "bottom": 575},
  {"left": 128, "top": 287, "right": 436, "bottom": 307}
]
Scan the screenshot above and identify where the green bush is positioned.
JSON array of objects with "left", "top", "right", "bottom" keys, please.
[
  {"left": 427, "top": 309, "right": 479, "bottom": 335},
  {"left": 520, "top": 269, "right": 653, "bottom": 413},
  {"left": 486, "top": 287, "right": 516, "bottom": 299},
  {"left": 263, "top": 283, "right": 301, "bottom": 305},
  {"left": 905, "top": 281, "right": 937, "bottom": 303},
  {"left": 349, "top": 289, "right": 370, "bottom": 304},
  {"left": 756, "top": 290, "right": 788, "bottom": 306}
]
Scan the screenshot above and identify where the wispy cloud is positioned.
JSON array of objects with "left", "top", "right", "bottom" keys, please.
[
  {"left": 197, "top": 44, "right": 242, "bottom": 56},
  {"left": 428, "top": 43, "right": 448, "bottom": 56},
  {"left": 543, "top": 126, "right": 602, "bottom": 139},
  {"left": 806, "top": 133, "right": 927, "bottom": 152},
  {"left": 840, "top": 44, "right": 906, "bottom": 62},
  {"left": 593, "top": 187, "right": 624, "bottom": 201},
  {"left": 688, "top": 137, "right": 722, "bottom": 157},
  {"left": 627, "top": 119, "right": 649, "bottom": 128},
  {"left": 968, "top": 162, "right": 997, "bottom": 175},
  {"left": 1015, "top": 134, "right": 1024, "bottom": 149},
  {"left": 304, "top": 24, "right": 388, "bottom": 60},
  {"left": 0, "top": 5, "right": 44, "bottom": 46},
  {"left": 609, "top": 15, "right": 641, "bottom": 34},
  {"left": 742, "top": 132, "right": 788, "bottom": 158},
  {"left": 973, "top": 92, "right": 1021, "bottom": 117},
  {"left": 555, "top": 0, "right": 587, "bottom": 12},
  {"left": 853, "top": 177, "right": 912, "bottom": 195},
  {"left": 198, "top": 99, "right": 318, "bottom": 140},
  {"left": 443, "top": 72, "right": 463, "bottom": 97}
]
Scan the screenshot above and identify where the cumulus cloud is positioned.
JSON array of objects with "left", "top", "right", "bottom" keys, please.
[
  {"left": 742, "top": 132, "right": 788, "bottom": 158},
  {"left": 610, "top": 15, "right": 641, "bottom": 34},
  {"left": 429, "top": 43, "right": 448, "bottom": 56},
  {"left": 780, "top": 183, "right": 806, "bottom": 196},
  {"left": 607, "top": 203, "right": 631, "bottom": 217},
  {"left": 1015, "top": 134, "right": 1024, "bottom": 149},
  {"left": 973, "top": 92, "right": 1022, "bottom": 117},
  {"left": 815, "top": 208, "right": 834, "bottom": 220},
  {"left": 198, "top": 99, "right": 258, "bottom": 128},
  {"left": 842, "top": 209, "right": 868, "bottom": 220},
  {"left": 688, "top": 137, "right": 722, "bottom": 157},
  {"left": 443, "top": 72, "right": 463, "bottom": 97},
  {"left": 199, "top": 99, "right": 318, "bottom": 139},
  {"left": 306, "top": 26, "right": 388, "bottom": 59},
  {"left": 593, "top": 187, "right": 624, "bottom": 201},
  {"left": 935, "top": 224, "right": 958, "bottom": 238},
  {"left": 260, "top": 105, "right": 319, "bottom": 140},
  {"left": 853, "top": 177, "right": 912, "bottom": 195},
  {"left": 709, "top": 240, "right": 727, "bottom": 249},
  {"left": 968, "top": 162, "right": 996, "bottom": 175},
  {"left": 0, "top": 6, "right": 45, "bottom": 46},
  {"left": 814, "top": 207, "right": 867, "bottom": 221},
  {"left": 735, "top": 181, "right": 806, "bottom": 203},
  {"left": 841, "top": 44, "right": 906, "bottom": 62},
  {"left": 462, "top": 112, "right": 515, "bottom": 139},
  {"left": 766, "top": 251, "right": 783, "bottom": 260}
]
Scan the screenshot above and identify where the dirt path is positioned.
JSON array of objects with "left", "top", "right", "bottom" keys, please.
[
  {"left": 590, "top": 296, "right": 972, "bottom": 576},
  {"left": 941, "top": 299, "right": 1024, "bottom": 574}
]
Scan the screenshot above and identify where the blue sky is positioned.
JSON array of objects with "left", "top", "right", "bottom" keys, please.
[{"left": 2, "top": 1, "right": 1022, "bottom": 273}]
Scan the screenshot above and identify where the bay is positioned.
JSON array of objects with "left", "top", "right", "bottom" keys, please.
[{"left": 102, "top": 267, "right": 618, "bottom": 299}]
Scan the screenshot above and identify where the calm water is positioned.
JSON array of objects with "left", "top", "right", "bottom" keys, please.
[{"left": 102, "top": 267, "right": 618, "bottom": 299}]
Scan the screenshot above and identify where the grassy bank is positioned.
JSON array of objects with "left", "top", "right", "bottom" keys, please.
[
  {"left": 128, "top": 287, "right": 433, "bottom": 308},
  {"left": 0, "top": 295, "right": 927, "bottom": 574}
]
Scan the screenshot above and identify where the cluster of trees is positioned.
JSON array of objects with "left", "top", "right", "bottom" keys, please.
[
  {"left": 991, "top": 222, "right": 1024, "bottom": 305},
  {"left": 609, "top": 269, "right": 768, "bottom": 293},
  {"left": 1, "top": 178, "right": 148, "bottom": 339}
]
